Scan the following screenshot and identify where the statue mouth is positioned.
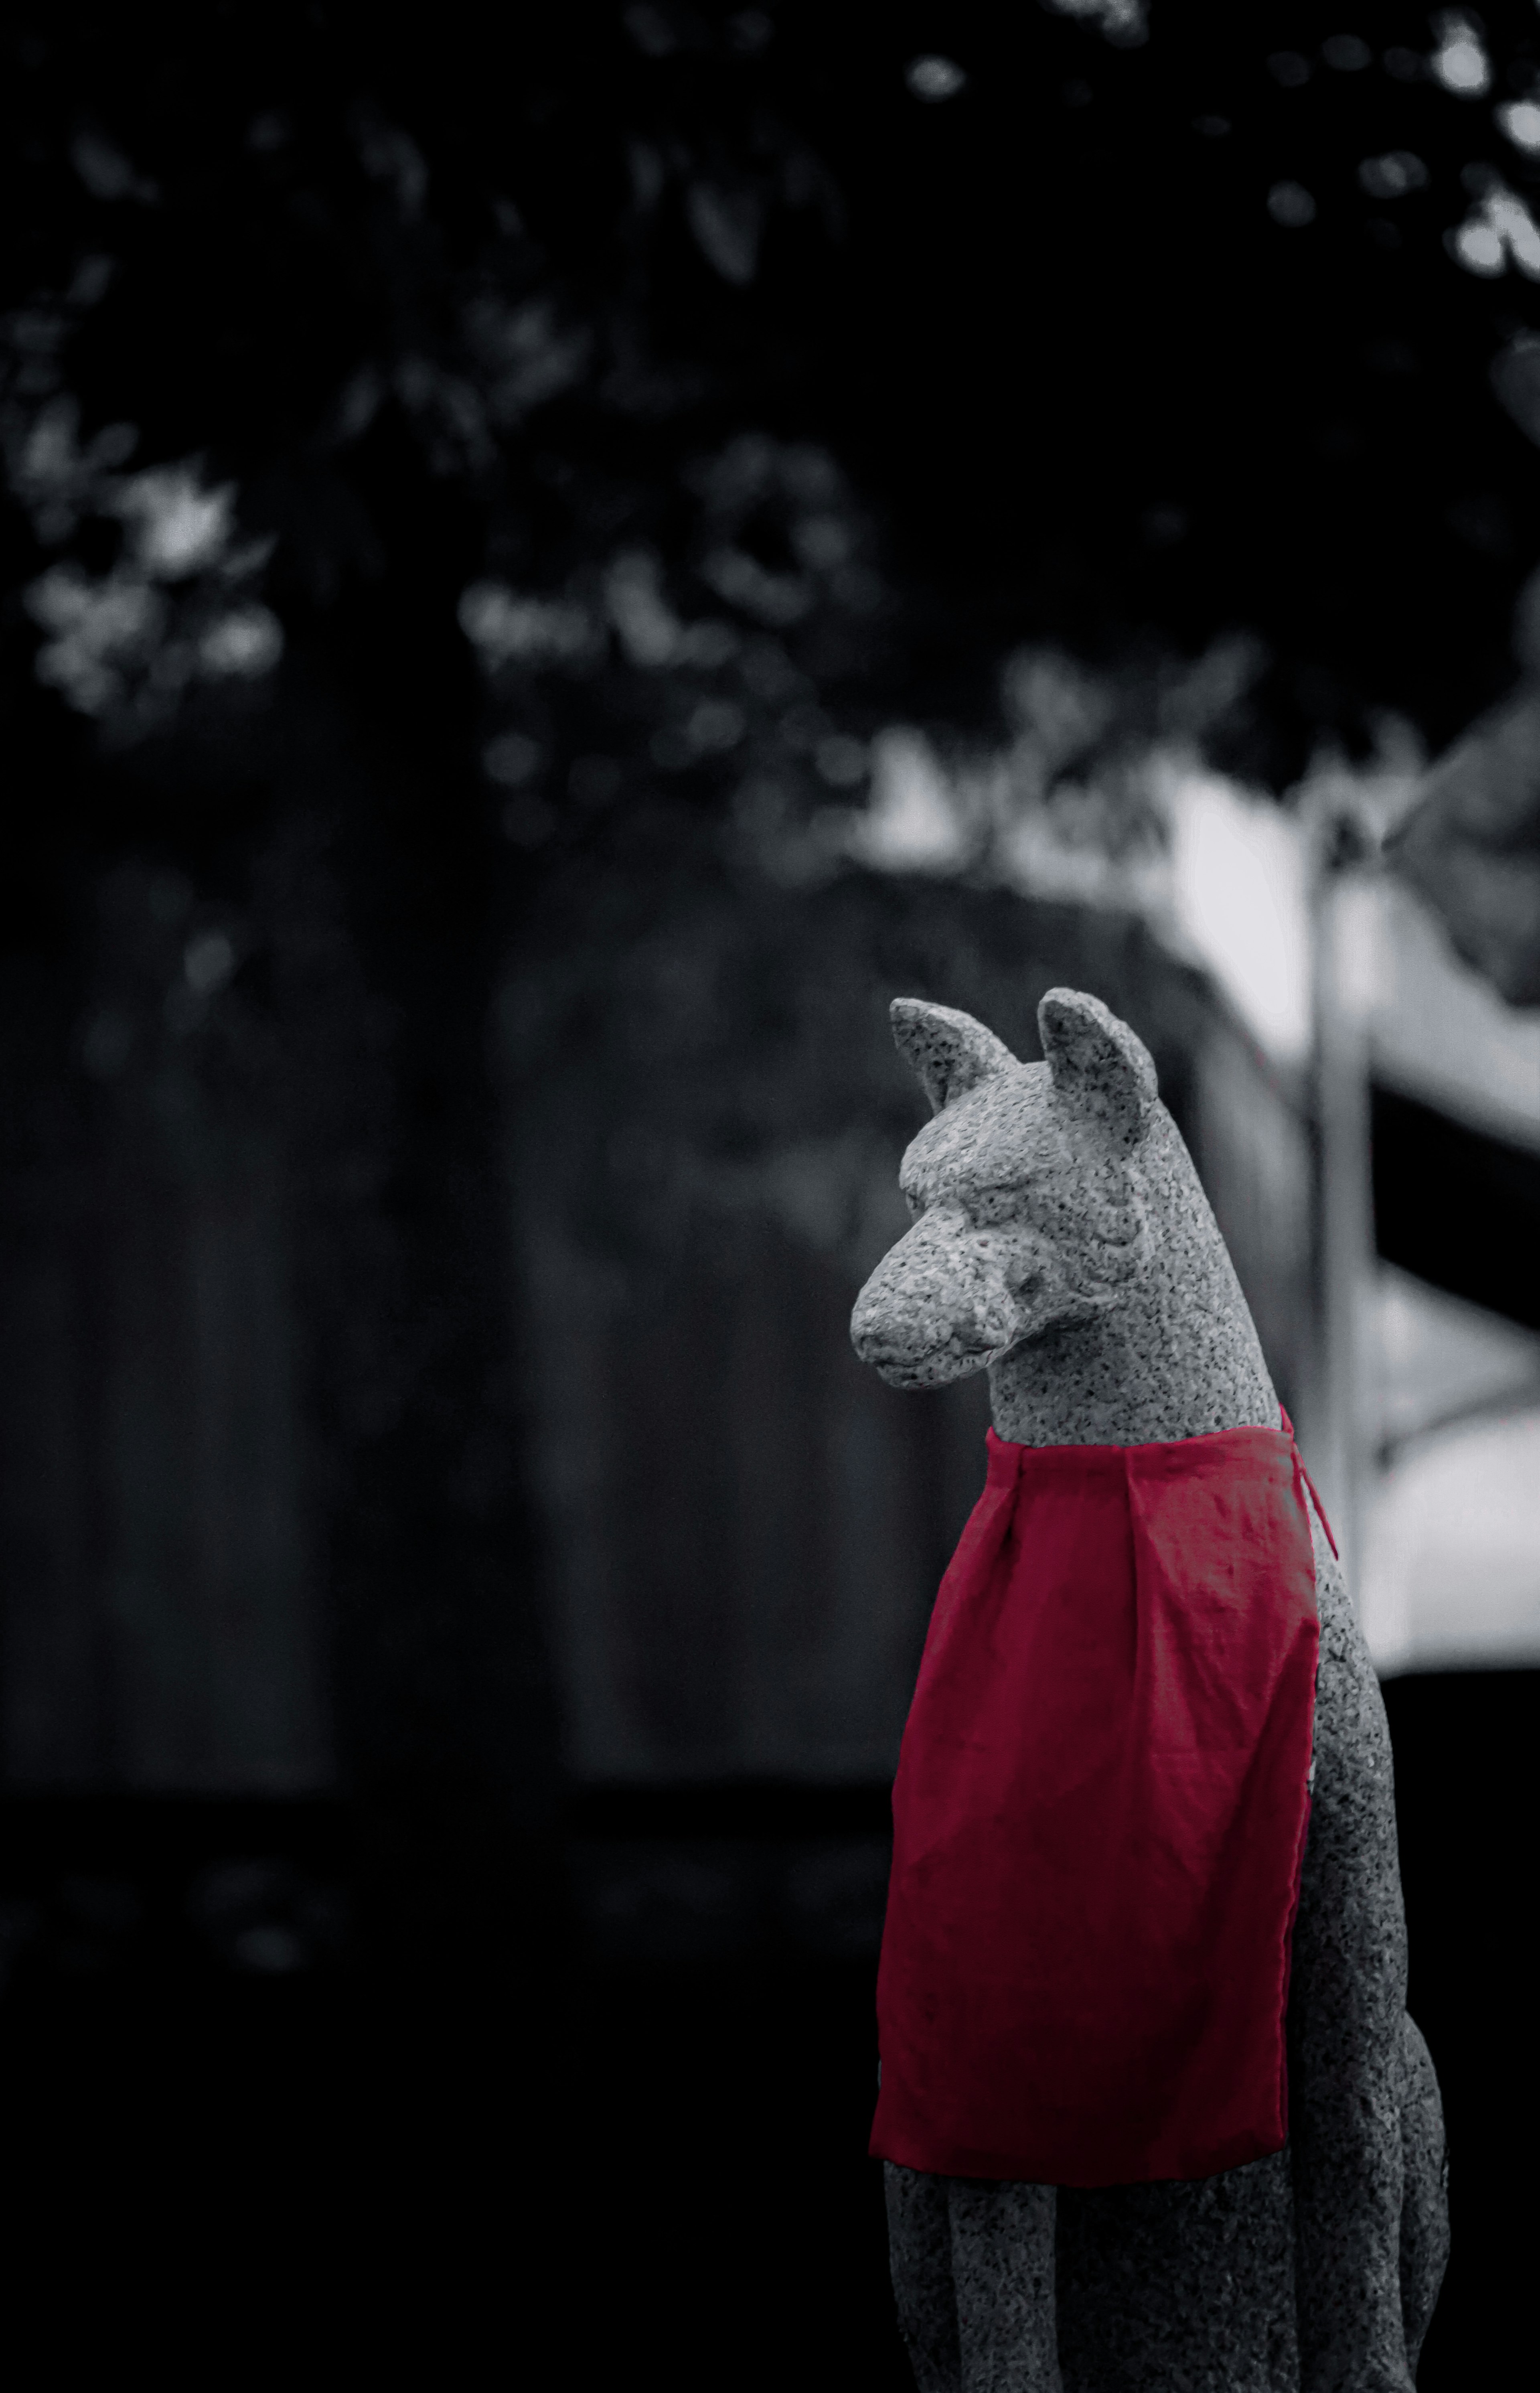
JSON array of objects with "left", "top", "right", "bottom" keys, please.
[{"left": 853, "top": 1324, "right": 1010, "bottom": 1388}]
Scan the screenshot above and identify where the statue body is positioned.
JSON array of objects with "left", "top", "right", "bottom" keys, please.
[{"left": 851, "top": 989, "right": 1449, "bottom": 2393}]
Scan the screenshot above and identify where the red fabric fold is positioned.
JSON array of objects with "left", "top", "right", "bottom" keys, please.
[{"left": 871, "top": 1417, "right": 1321, "bottom": 2188}]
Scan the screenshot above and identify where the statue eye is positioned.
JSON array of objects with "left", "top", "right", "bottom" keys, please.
[
  {"left": 903, "top": 1189, "right": 925, "bottom": 1221},
  {"left": 969, "top": 1186, "right": 1021, "bottom": 1227}
]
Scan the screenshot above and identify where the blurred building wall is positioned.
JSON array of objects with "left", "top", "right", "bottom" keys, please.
[
  {"left": 0, "top": 1154, "right": 325, "bottom": 1791},
  {"left": 0, "top": 954, "right": 330, "bottom": 1793},
  {"left": 518, "top": 1201, "right": 990, "bottom": 1784},
  {"left": 0, "top": 844, "right": 1358, "bottom": 1799}
]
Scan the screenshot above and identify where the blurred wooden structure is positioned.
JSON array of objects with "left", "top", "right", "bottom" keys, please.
[
  {"left": 0, "top": 1048, "right": 329, "bottom": 1793},
  {"left": 0, "top": 849, "right": 1379, "bottom": 1797},
  {"left": 1344, "top": 872, "right": 1540, "bottom": 1671}
]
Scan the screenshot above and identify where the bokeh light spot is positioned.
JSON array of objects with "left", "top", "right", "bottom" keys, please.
[
  {"left": 1452, "top": 220, "right": 1505, "bottom": 274},
  {"left": 1497, "top": 101, "right": 1540, "bottom": 156},
  {"left": 1268, "top": 182, "right": 1317, "bottom": 228},
  {"left": 905, "top": 56, "right": 966, "bottom": 103},
  {"left": 1358, "top": 152, "right": 1429, "bottom": 199},
  {"left": 483, "top": 730, "right": 542, "bottom": 787},
  {"left": 1430, "top": 14, "right": 1490, "bottom": 98}
]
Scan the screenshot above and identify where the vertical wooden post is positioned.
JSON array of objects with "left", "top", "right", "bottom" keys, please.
[{"left": 1309, "top": 839, "right": 1379, "bottom": 1594}]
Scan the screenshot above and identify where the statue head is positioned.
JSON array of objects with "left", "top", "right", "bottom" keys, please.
[{"left": 849, "top": 989, "right": 1158, "bottom": 1391}]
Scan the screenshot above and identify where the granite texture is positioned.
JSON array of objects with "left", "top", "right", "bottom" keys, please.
[
  {"left": 886, "top": 2167, "right": 1062, "bottom": 2393},
  {"left": 852, "top": 990, "right": 1279, "bottom": 1443},
  {"left": 856, "top": 990, "right": 1449, "bottom": 2392}
]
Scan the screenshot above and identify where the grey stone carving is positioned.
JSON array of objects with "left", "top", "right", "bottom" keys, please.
[{"left": 852, "top": 988, "right": 1449, "bottom": 2392}]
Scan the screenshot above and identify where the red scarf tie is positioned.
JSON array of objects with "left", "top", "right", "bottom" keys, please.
[{"left": 871, "top": 1413, "right": 1325, "bottom": 2187}]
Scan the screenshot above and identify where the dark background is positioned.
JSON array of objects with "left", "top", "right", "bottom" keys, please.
[{"left": 0, "top": 3, "right": 1536, "bottom": 2381}]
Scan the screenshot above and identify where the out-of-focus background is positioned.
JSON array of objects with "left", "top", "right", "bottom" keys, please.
[{"left": 0, "top": 3, "right": 1536, "bottom": 2381}]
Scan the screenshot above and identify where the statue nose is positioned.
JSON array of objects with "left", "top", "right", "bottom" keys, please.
[
  {"left": 850, "top": 1205, "right": 1009, "bottom": 1367},
  {"left": 849, "top": 1253, "right": 921, "bottom": 1363},
  {"left": 851, "top": 1219, "right": 933, "bottom": 1357}
]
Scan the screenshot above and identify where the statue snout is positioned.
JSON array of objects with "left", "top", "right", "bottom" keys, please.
[{"left": 850, "top": 1209, "right": 1025, "bottom": 1390}]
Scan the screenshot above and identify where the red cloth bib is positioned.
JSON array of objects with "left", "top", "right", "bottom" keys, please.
[{"left": 871, "top": 1415, "right": 1324, "bottom": 2188}]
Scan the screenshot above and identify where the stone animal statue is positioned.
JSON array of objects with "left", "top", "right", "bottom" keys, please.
[{"left": 849, "top": 987, "right": 1449, "bottom": 2393}]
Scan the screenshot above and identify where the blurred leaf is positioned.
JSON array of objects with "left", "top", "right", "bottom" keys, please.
[{"left": 685, "top": 180, "right": 762, "bottom": 284}]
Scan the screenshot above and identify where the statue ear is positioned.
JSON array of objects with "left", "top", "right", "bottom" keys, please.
[
  {"left": 1038, "top": 988, "right": 1157, "bottom": 1146},
  {"left": 890, "top": 998, "right": 1017, "bottom": 1116}
]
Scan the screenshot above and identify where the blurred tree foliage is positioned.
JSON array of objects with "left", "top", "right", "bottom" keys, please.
[
  {"left": 10, "top": 3, "right": 1540, "bottom": 867},
  {"left": 0, "top": 1, "right": 898, "bottom": 888}
]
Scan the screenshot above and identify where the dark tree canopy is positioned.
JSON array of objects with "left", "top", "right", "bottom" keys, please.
[{"left": 7, "top": 0, "right": 1540, "bottom": 885}]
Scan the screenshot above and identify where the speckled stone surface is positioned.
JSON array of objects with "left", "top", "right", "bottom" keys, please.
[
  {"left": 856, "top": 991, "right": 1449, "bottom": 2392},
  {"left": 886, "top": 2169, "right": 1062, "bottom": 2393},
  {"left": 851, "top": 990, "right": 1279, "bottom": 1444}
]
